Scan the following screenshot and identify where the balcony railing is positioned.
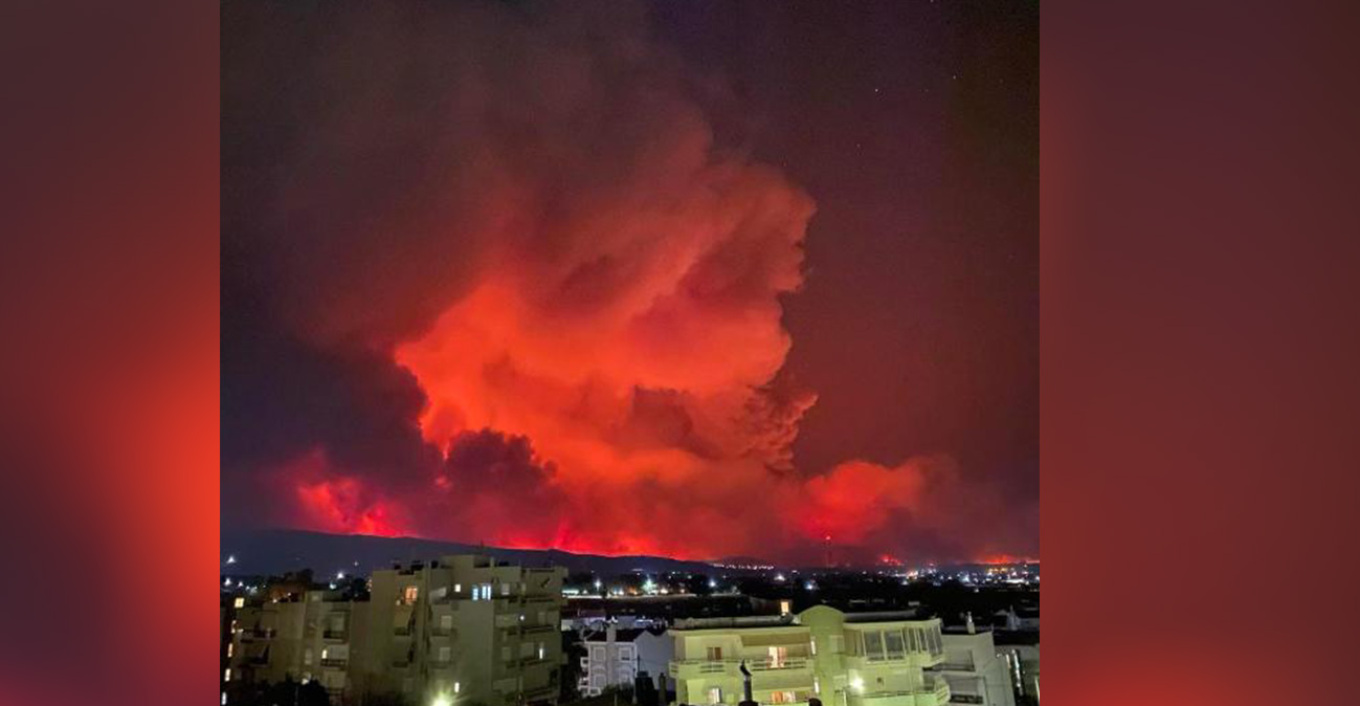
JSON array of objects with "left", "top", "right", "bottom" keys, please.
[
  {"left": 320, "top": 658, "right": 348, "bottom": 669},
  {"left": 948, "top": 695, "right": 983, "bottom": 704},
  {"left": 323, "top": 629, "right": 347, "bottom": 640},
  {"left": 670, "top": 658, "right": 812, "bottom": 679}
]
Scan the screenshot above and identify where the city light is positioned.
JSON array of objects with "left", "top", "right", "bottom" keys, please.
[{"left": 226, "top": 555, "right": 236, "bottom": 565}]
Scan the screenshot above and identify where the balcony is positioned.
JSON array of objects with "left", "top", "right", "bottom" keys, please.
[
  {"left": 935, "top": 658, "right": 974, "bottom": 672},
  {"left": 320, "top": 658, "right": 348, "bottom": 669},
  {"left": 323, "top": 629, "right": 347, "bottom": 641},
  {"left": 849, "top": 678, "right": 950, "bottom": 706},
  {"left": 948, "top": 695, "right": 983, "bottom": 704},
  {"left": 845, "top": 651, "right": 945, "bottom": 671}
]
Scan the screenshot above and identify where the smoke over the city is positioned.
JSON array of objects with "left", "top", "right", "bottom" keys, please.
[{"left": 223, "top": 0, "right": 1034, "bottom": 564}]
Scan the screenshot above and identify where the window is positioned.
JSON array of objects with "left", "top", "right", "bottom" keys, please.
[
  {"left": 233, "top": 597, "right": 245, "bottom": 608},
  {"left": 864, "top": 631, "right": 885, "bottom": 660},
  {"left": 538, "top": 644, "right": 546, "bottom": 660},
  {"left": 885, "top": 631, "right": 905, "bottom": 660},
  {"left": 501, "top": 582, "right": 511, "bottom": 596},
  {"left": 814, "top": 677, "right": 821, "bottom": 695},
  {"left": 224, "top": 668, "right": 231, "bottom": 683},
  {"left": 707, "top": 687, "right": 722, "bottom": 705},
  {"left": 454, "top": 583, "right": 462, "bottom": 593},
  {"left": 304, "top": 648, "right": 313, "bottom": 666},
  {"left": 454, "top": 682, "right": 461, "bottom": 694},
  {"left": 438, "top": 646, "right": 451, "bottom": 662},
  {"left": 402, "top": 586, "right": 419, "bottom": 605},
  {"left": 768, "top": 646, "right": 787, "bottom": 668},
  {"left": 770, "top": 691, "right": 796, "bottom": 704},
  {"left": 441, "top": 614, "right": 454, "bottom": 629},
  {"left": 706, "top": 646, "right": 723, "bottom": 660},
  {"left": 222, "top": 692, "right": 227, "bottom": 705},
  {"left": 779, "top": 600, "right": 792, "bottom": 616},
  {"left": 227, "top": 643, "right": 233, "bottom": 658},
  {"left": 321, "top": 648, "right": 329, "bottom": 660},
  {"left": 810, "top": 638, "right": 817, "bottom": 656}
]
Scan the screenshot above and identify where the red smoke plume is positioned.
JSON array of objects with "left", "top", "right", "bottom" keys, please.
[{"left": 224, "top": 0, "right": 1032, "bottom": 564}]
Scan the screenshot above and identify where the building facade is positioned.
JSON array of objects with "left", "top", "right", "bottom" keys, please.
[
  {"left": 933, "top": 626, "right": 1015, "bottom": 706},
  {"left": 669, "top": 607, "right": 950, "bottom": 706},
  {"left": 225, "top": 555, "right": 565, "bottom": 706},
  {"left": 577, "top": 625, "right": 673, "bottom": 696}
]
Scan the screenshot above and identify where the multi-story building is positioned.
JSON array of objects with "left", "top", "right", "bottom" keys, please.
[
  {"left": 356, "top": 555, "right": 565, "bottom": 706},
  {"left": 932, "top": 622, "right": 1015, "bottom": 706},
  {"left": 227, "top": 589, "right": 362, "bottom": 700},
  {"left": 577, "top": 625, "right": 673, "bottom": 696},
  {"left": 225, "top": 554, "right": 565, "bottom": 706},
  {"left": 670, "top": 607, "right": 950, "bottom": 706}
]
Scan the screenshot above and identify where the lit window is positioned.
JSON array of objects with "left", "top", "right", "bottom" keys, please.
[
  {"left": 321, "top": 648, "right": 329, "bottom": 660},
  {"left": 454, "top": 682, "right": 461, "bottom": 694},
  {"left": 810, "top": 638, "right": 817, "bottom": 656},
  {"left": 402, "top": 586, "right": 419, "bottom": 605},
  {"left": 222, "top": 692, "right": 227, "bottom": 705},
  {"left": 707, "top": 687, "right": 722, "bottom": 705},
  {"left": 224, "top": 668, "right": 231, "bottom": 683},
  {"left": 227, "top": 643, "right": 233, "bottom": 658},
  {"left": 779, "top": 600, "right": 791, "bottom": 616},
  {"left": 501, "top": 583, "right": 510, "bottom": 596},
  {"left": 233, "top": 597, "right": 245, "bottom": 608},
  {"left": 538, "top": 644, "right": 545, "bottom": 660},
  {"left": 454, "top": 583, "right": 462, "bottom": 593}
]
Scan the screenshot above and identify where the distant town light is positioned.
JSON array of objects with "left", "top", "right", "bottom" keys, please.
[{"left": 226, "top": 555, "right": 236, "bottom": 565}]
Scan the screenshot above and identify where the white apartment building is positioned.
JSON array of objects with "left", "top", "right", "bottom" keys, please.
[
  {"left": 933, "top": 621, "right": 1015, "bottom": 706},
  {"left": 669, "top": 606, "right": 950, "bottom": 706},
  {"left": 578, "top": 625, "right": 673, "bottom": 696}
]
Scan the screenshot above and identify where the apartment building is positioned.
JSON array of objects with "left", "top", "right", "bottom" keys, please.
[
  {"left": 225, "top": 554, "right": 565, "bottom": 706},
  {"left": 933, "top": 624, "right": 1015, "bottom": 706},
  {"left": 669, "top": 607, "right": 949, "bottom": 706},
  {"left": 577, "top": 625, "right": 673, "bottom": 696},
  {"left": 358, "top": 555, "right": 565, "bottom": 706},
  {"left": 227, "top": 589, "right": 363, "bottom": 698}
]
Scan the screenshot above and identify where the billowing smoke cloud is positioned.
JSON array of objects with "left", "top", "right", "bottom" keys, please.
[{"left": 223, "top": 0, "right": 1022, "bottom": 563}]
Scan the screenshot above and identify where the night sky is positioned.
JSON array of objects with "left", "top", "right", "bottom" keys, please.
[{"left": 222, "top": 0, "right": 1037, "bottom": 565}]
